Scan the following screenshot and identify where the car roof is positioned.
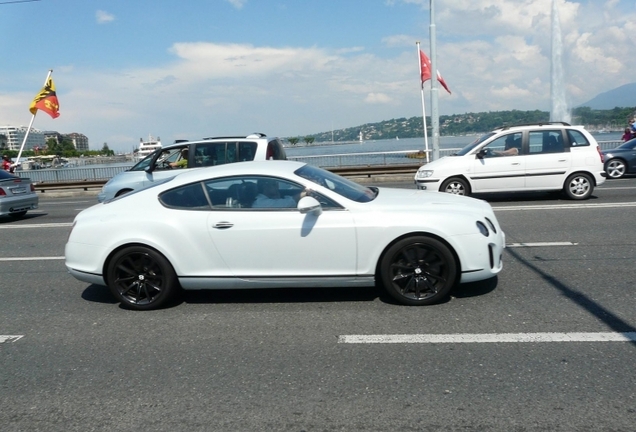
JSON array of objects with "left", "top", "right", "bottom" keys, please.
[
  {"left": 492, "top": 122, "right": 585, "bottom": 133},
  {"left": 162, "top": 133, "right": 275, "bottom": 149},
  {"left": 163, "top": 160, "right": 307, "bottom": 185}
]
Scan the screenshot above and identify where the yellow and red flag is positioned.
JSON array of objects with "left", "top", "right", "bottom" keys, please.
[{"left": 29, "top": 76, "right": 60, "bottom": 118}]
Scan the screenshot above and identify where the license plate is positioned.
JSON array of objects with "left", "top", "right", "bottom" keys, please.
[{"left": 10, "top": 187, "right": 26, "bottom": 194}]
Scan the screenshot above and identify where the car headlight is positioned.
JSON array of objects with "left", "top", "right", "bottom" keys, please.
[
  {"left": 476, "top": 221, "right": 489, "bottom": 237},
  {"left": 415, "top": 170, "right": 433, "bottom": 179}
]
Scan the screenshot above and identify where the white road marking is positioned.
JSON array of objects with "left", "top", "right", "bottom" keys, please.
[
  {"left": 338, "top": 332, "right": 636, "bottom": 344},
  {"left": 493, "top": 202, "right": 636, "bottom": 211},
  {"left": 506, "top": 242, "right": 577, "bottom": 247},
  {"left": 0, "top": 335, "right": 24, "bottom": 343},
  {"left": 0, "top": 256, "right": 64, "bottom": 261},
  {"left": 0, "top": 223, "right": 73, "bottom": 229}
]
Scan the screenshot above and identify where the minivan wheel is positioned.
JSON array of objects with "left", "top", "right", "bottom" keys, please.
[
  {"left": 605, "top": 159, "right": 626, "bottom": 179},
  {"left": 563, "top": 173, "right": 594, "bottom": 200},
  {"left": 441, "top": 177, "right": 470, "bottom": 196}
]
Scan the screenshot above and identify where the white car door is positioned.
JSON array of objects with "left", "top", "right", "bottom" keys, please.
[
  {"left": 469, "top": 133, "right": 525, "bottom": 192},
  {"left": 204, "top": 177, "right": 357, "bottom": 277},
  {"left": 524, "top": 130, "right": 571, "bottom": 190},
  {"left": 208, "top": 209, "right": 357, "bottom": 276}
]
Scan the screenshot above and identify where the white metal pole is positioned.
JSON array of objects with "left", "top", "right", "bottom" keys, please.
[
  {"left": 429, "top": 0, "right": 440, "bottom": 160},
  {"left": 416, "top": 41, "right": 430, "bottom": 163},
  {"left": 15, "top": 69, "right": 52, "bottom": 165}
]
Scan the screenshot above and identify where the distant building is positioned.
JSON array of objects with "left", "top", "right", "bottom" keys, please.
[
  {"left": 0, "top": 133, "right": 7, "bottom": 151},
  {"left": 0, "top": 126, "right": 46, "bottom": 151},
  {"left": 63, "top": 132, "right": 89, "bottom": 151}
]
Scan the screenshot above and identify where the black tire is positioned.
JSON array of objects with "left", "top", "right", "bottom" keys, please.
[
  {"left": 440, "top": 177, "right": 470, "bottom": 196},
  {"left": 115, "top": 189, "right": 133, "bottom": 198},
  {"left": 106, "top": 246, "right": 178, "bottom": 310},
  {"left": 380, "top": 236, "right": 457, "bottom": 306},
  {"left": 563, "top": 172, "right": 594, "bottom": 200},
  {"left": 605, "top": 159, "right": 626, "bottom": 179},
  {"left": 8, "top": 211, "right": 27, "bottom": 218}
]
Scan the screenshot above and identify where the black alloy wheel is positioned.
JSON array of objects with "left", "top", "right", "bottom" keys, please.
[
  {"left": 106, "top": 246, "right": 178, "bottom": 310},
  {"left": 380, "top": 236, "right": 457, "bottom": 306}
]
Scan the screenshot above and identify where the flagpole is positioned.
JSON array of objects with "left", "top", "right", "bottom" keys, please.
[
  {"left": 15, "top": 69, "right": 52, "bottom": 165},
  {"left": 416, "top": 42, "right": 430, "bottom": 163},
  {"left": 429, "top": 0, "right": 440, "bottom": 161}
]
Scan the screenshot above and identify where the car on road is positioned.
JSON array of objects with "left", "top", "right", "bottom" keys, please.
[
  {"left": 414, "top": 122, "right": 606, "bottom": 200},
  {"left": 0, "top": 170, "right": 38, "bottom": 218},
  {"left": 602, "top": 138, "right": 636, "bottom": 179},
  {"left": 97, "top": 133, "right": 287, "bottom": 202},
  {"left": 66, "top": 160, "right": 505, "bottom": 310}
]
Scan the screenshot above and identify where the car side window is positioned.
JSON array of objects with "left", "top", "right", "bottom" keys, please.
[
  {"left": 529, "top": 130, "right": 564, "bottom": 154},
  {"left": 159, "top": 182, "right": 210, "bottom": 210},
  {"left": 201, "top": 175, "right": 340, "bottom": 211},
  {"left": 481, "top": 132, "right": 522, "bottom": 157},
  {"left": 567, "top": 130, "right": 590, "bottom": 147}
]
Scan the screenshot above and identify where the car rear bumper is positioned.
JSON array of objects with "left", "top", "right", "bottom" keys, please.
[{"left": 0, "top": 195, "right": 38, "bottom": 216}]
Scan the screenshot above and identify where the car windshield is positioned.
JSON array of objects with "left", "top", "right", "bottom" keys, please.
[
  {"left": 616, "top": 138, "right": 636, "bottom": 150},
  {"left": 295, "top": 164, "right": 377, "bottom": 203},
  {"left": 454, "top": 132, "right": 497, "bottom": 156}
]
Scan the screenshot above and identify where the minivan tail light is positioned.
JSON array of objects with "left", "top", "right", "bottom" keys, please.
[{"left": 596, "top": 146, "right": 604, "bottom": 163}]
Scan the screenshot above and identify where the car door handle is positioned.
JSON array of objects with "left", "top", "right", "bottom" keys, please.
[
  {"left": 212, "top": 222, "right": 234, "bottom": 229},
  {"left": 511, "top": 162, "right": 521, "bottom": 165}
]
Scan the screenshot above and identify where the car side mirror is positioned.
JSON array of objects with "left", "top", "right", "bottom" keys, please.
[
  {"left": 476, "top": 149, "right": 486, "bottom": 159},
  {"left": 298, "top": 196, "right": 322, "bottom": 216}
]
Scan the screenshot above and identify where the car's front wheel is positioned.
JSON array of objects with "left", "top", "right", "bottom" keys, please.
[
  {"left": 563, "top": 173, "right": 594, "bottom": 200},
  {"left": 106, "top": 246, "right": 178, "bottom": 310},
  {"left": 380, "top": 236, "right": 457, "bottom": 306},
  {"left": 605, "top": 159, "right": 626, "bottom": 179},
  {"left": 440, "top": 177, "right": 470, "bottom": 196}
]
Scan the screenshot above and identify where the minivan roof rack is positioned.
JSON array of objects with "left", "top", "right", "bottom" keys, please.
[
  {"left": 201, "top": 133, "right": 267, "bottom": 140},
  {"left": 494, "top": 121, "right": 571, "bottom": 131}
]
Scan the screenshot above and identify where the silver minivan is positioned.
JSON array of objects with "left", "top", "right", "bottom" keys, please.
[
  {"left": 414, "top": 122, "right": 607, "bottom": 200},
  {"left": 98, "top": 134, "right": 286, "bottom": 202}
]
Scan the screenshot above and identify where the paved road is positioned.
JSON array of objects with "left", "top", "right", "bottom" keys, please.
[{"left": 1, "top": 179, "right": 636, "bottom": 431}]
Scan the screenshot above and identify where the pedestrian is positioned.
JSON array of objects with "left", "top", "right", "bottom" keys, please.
[
  {"left": 2, "top": 155, "right": 12, "bottom": 172},
  {"left": 622, "top": 127, "right": 633, "bottom": 142}
]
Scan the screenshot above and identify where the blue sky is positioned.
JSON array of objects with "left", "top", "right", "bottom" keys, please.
[{"left": 0, "top": 0, "right": 634, "bottom": 153}]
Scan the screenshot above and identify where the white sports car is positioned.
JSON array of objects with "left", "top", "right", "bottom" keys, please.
[{"left": 65, "top": 160, "right": 505, "bottom": 310}]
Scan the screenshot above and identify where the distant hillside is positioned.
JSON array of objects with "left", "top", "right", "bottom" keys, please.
[
  {"left": 293, "top": 107, "right": 635, "bottom": 143},
  {"left": 578, "top": 82, "right": 636, "bottom": 110}
]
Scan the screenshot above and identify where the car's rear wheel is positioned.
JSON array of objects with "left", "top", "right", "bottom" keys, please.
[
  {"left": 440, "top": 177, "right": 470, "bottom": 196},
  {"left": 605, "top": 159, "right": 626, "bottom": 179},
  {"left": 380, "top": 236, "right": 457, "bottom": 306},
  {"left": 106, "top": 246, "right": 178, "bottom": 310},
  {"left": 563, "top": 173, "right": 594, "bottom": 200}
]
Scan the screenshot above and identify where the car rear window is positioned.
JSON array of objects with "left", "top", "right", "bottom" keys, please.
[{"left": 567, "top": 130, "right": 590, "bottom": 147}]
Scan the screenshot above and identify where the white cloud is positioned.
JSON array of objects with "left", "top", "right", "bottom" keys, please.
[
  {"left": 96, "top": 10, "right": 115, "bottom": 24},
  {"left": 225, "top": 0, "right": 246, "bottom": 9}
]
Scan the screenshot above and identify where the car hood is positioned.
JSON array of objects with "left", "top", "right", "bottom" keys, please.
[{"left": 371, "top": 187, "right": 492, "bottom": 214}]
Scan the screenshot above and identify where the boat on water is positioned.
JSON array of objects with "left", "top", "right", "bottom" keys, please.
[{"left": 136, "top": 135, "right": 162, "bottom": 160}]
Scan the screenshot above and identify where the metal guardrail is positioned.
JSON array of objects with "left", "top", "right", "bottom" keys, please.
[{"left": 18, "top": 140, "right": 623, "bottom": 192}]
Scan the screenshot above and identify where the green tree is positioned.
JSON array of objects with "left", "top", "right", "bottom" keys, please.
[
  {"left": 303, "top": 136, "right": 315, "bottom": 145},
  {"left": 288, "top": 137, "right": 299, "bottom": 146},
  {"left": 101, "top": 142, "right": 114, "bottom": 156}
]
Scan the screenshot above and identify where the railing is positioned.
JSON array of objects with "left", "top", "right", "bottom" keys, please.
[{"left": 16, "top": 140, "right": 623, "bottom": 186}]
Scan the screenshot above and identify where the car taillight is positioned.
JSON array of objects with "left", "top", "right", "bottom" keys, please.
[
  {"left": 0, "top": 188, "right": 6, "bottom": 197},
  {"left": 30, "top": 184, "right": 35, "bottom": 192},
  {"left": 597, "top": 146, "right": 604, "bottom": 163}
]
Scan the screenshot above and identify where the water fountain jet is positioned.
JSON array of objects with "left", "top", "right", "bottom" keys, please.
[{"left": 550, "top": 0, "right": 571, "bottom": 123}]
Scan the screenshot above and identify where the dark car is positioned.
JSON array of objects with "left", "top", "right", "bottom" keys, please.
[
  {"left": 0, "top": 170, "right": 38, "bottom": 218},
  {"left": 602, "top": 138, "right": 636, "bottom": 179}
]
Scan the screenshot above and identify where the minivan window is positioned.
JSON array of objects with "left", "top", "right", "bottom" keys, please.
[
  {"left": 192, "top": 142, "right": 258, "bottom": 167},
  {"left": 567, "top": 130, "right": 590, "bottom": 147}
]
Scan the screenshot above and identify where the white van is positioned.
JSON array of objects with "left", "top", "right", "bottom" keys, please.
[{"left": 414, "top": 122, "right": 607, "bottom": 200}]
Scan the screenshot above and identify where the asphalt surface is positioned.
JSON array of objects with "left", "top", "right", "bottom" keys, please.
[{"left": 1, "top": 178, "right": 636, "bottom": 431}]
